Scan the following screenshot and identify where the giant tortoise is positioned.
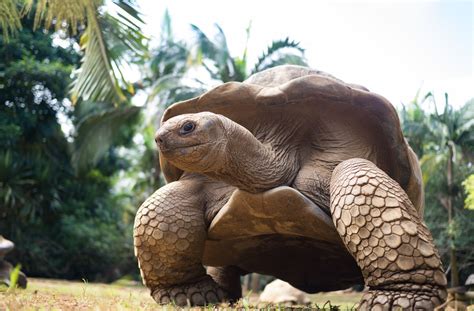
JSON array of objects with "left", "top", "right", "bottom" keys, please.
[{"left": 134, "top": 65, "right": 447, "bottom": 309}]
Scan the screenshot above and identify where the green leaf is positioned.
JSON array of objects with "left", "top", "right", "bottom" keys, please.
[
  {"left": 21, "top": 0, "right": 146, "bottom": 105},
  {"left": 23, "top": 0, "right": 93, "bottom": 34},
  {"left": 71, "top": 15, "right": 124, "bottom": 104},
  {"left": 420, "top": 153, "right": 444, "bottom": 185},
  {"left": 70, "top": 1, "right": 147, "bottom": 104},
  {"left": 0, "top": 0, "right": 22, "bottom": 41},
  {"left": 252, "top": 37, "right": 306, "bottom": 74},
  {"left": 71, "top": 105, "right": 141, "bottom": 174},
  {"left": 254, "top": 54, "right": 307, "bottom": 73},
  {"left": 463, "top": 174, "right": 474, "bottom": 210},
  {"left": 8, "top": 264, "right": 21, "bottom": 290}
]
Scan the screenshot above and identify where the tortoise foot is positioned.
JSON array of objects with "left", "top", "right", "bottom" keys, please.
[
  {"left": 151, "top": 275, "right": 228, "bottom": 306},
  {"left": 330, "top": 159, "right": 447, "bottom": 310},
  {"left": 359, "top": 285, "right": 446, "bottom": 310}
]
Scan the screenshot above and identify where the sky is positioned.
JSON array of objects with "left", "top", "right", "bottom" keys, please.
[{"left": 137, "top": 0, "right": 473, "bottom": 108}]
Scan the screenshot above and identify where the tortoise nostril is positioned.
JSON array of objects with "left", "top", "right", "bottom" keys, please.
[{"left": 154, "top": 131, "right": 166, "bottom": 146}]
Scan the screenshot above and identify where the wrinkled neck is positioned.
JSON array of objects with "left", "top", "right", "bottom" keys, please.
[{"left": 206, "top": 121, "right": 299, "bottom": 193}]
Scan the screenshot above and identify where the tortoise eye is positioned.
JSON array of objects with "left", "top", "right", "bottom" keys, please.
[{"left": 179, "top": 121, "right": 195, "bottom": 135}]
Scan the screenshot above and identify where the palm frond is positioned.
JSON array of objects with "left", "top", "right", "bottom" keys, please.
[
  {"left": 148, "top": 74, "right": 205, "bottom": 108},
  {"left": 149, "top": 41, "right": 190, "bottom": 80},
  {"left": 23, "top": 0, "right": 93, "bottom": 34},
  {"left": 457, "top": 99, "right": 474, "bottom": 134},
  {"left": 0, "top": 0, "right": 22, "bottom": 40},
  {"left": 101, "top": 10, "right": 147, "bottom": 92},
  {"left": 147, "top": 74, "right": 189, "bottom": 102},
  {"left": 190, "top": 24, "right": 222, "bottom": 79},
  {"left": 71, "top": 12, "right": 122, "bottom": 104},
  {"left": 213, "top": 23, "right": 231, "bottom": 63},
  {"left": 252, "top": 37, "right": 306, "bottom": 73},
  {"left": 254, "top": 54, "right": 307, "bottom": 73},
  {"left": 190, "top": 24, "right": 217, "bottom": 59},
  {"left": 23, "top": 0, "right": 146, "bottom": 104},
  {"left": 113, "top": 0, "right": 143, "bottom": 24},
  {"left": 190, "top": 23, "right": 241, "bottom": 81},
  {"left": 70, "top": 0, "right": 146, "bottom": 104},
  {"left": 160, "top": 9, "right": 172, "bottom": 43},
  {"left": 71, "top": 105, "right": 141, "bottom": 174},
  {"left": 240, "top": 20, "right": 252, "bottom": 65},
  {"left": 420, "top": 152, "right": 445, "bottom": 185},
  {"left": 456, "top": 99, "right": 474, "bottom": 161}
]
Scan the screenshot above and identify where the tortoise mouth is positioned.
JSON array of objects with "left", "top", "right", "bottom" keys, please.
[{"left": 159, "top": 141, "right": 212, "bottom": 153}]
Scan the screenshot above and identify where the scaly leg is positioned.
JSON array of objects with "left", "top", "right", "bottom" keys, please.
[
  {"left": 207, "top": 266, "right": 242, "bottom": 302},
  {"left": 207, "top": 266, "right": 243, "bottom": 301},
  {"left": 330, "top": 158, "right": 447, "bottom": 310},
  {"left": 134, "top": 180, "right": 227, "bottom": 306}
]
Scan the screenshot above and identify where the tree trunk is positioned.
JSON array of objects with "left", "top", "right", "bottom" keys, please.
[{"left": 447, "top": 142, "right": 459, "bottom": 287}]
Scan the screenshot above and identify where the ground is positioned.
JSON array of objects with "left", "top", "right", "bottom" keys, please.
[{"left": 0, "top": 278, "right": 363, "bottom": 310}]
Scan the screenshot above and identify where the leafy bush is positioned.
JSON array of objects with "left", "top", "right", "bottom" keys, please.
[{"left": 0, "top": 9, "right": 138, "bottom": 282}]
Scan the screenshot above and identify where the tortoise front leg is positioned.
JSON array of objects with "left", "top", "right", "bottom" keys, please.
[
  {"left": 330, "top": 158, "right": 447, "bottom": 310},
  {"left": 134, "top": 180, "right": 227, "bottom": 306}
]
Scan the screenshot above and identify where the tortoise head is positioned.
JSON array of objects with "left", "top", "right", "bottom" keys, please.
[{"left": 155, "top": 111, "right": 229, "bottom": 173}]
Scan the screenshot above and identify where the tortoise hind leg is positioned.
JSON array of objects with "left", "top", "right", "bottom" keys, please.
[
  {"left": 207, "top": 266, "right": 243, "bottom": 301},
  {"left": 134, "top": 180, "right": 227, "bottom": 306},
  {"left": 330, "top": 158, "right": 447, "bottom": 310}
]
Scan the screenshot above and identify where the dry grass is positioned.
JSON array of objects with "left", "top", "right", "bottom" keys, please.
[
  {"left": 0, "top": 278, "right": 362, "bottom": 310},
  {"left": 0, "top": 278, "right": 156, "bottom": 310}
]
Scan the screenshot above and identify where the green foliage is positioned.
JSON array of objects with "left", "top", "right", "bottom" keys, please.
[
  {"left": 463, "top": 174, "right": 474, "bottom": 210},
  {"left": 72, "top": 102, "right": 141, "bottom": 175},
  {"left": 0, "top": 11, "right": 139, "bottom": 282},
  {"left": 8, "top": 264, "right": 21, "bottom": 291},
  {"left": 146, "top": 14, "right": 308, "bottom": 113},
  {"left": 191, "top": 23, "right": 307, "bottom": 83},
  {"left": 399, "top": 92, "right": 435, "bottom": 158},
  {"left": 422, "top": 157, "right": 474, "bottom": 275},
  {"left": 0, "top": 0, "right": 21, "bottom": 40},
  {"left": 253, "top": 37, "right": 306, "bottom": 73},
  {"left": 4, "top": 0, "right": 147, "bottom": 105},
  {"left": 400, "top": 93, "right": 474, "bottom": 284},
  {"left": 146, "top": 10, "right": 205, "bottom": 108},
  {"left": 71, "top": 0, "right": 147, "bottom": 104}
]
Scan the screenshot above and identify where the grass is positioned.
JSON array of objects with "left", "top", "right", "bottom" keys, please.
[{"left": 0, "top": 278, "right": 362, "bottom": 310}]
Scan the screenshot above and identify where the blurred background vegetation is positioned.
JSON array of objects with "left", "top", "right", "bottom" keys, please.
[{"left": 0, "top": 0, "right": 472, "bottom": 289}]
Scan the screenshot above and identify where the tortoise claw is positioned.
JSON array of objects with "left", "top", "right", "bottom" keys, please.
[
  {"left": 359, "top": 287, "right": 446, "bottom": 311},
  {"left": 151, "top": 275, "right": 228, "bottom": 306}
]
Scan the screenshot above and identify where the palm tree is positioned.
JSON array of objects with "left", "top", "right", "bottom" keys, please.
[
  {"left": 403, "top": 94, "right": 474, "bottom": 287},
  {"left": 146, "top": 10, "right": 206, "bottom": 109},
  {"left": 1, "top": 0, "right": 149, "bottom": 174},
  {"left": 129, "top": 10, "right": 207, "bottom": 195},
  {"left": 399, "top": 91, "right": 437, "bottom": 158},
  {"left": 424, "top": 94, "right": 473, "bottom": 286},
  {"left": 191, "top": 23, "right": 308, "bottom": 83},
  {"left": 1, "top": 0, "right": 147, "bottom": 105}
]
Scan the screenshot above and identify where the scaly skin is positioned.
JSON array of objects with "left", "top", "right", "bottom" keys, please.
[
  {"left": 207, "top": 266, "right": 243, "bottom": 301},
  {"left": 330, "top": 158, "right": 447, "bottom": 310},
  {"left": 138, "top": 110, "right": 446, "bottom": 308},
  {"left": 133, "top": 179, "right": 229, "bottom": 306}
]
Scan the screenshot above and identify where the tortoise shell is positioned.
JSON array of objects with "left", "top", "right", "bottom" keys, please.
[{"left": 158, "top": 65, "right": 423, "bottom": 292}]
